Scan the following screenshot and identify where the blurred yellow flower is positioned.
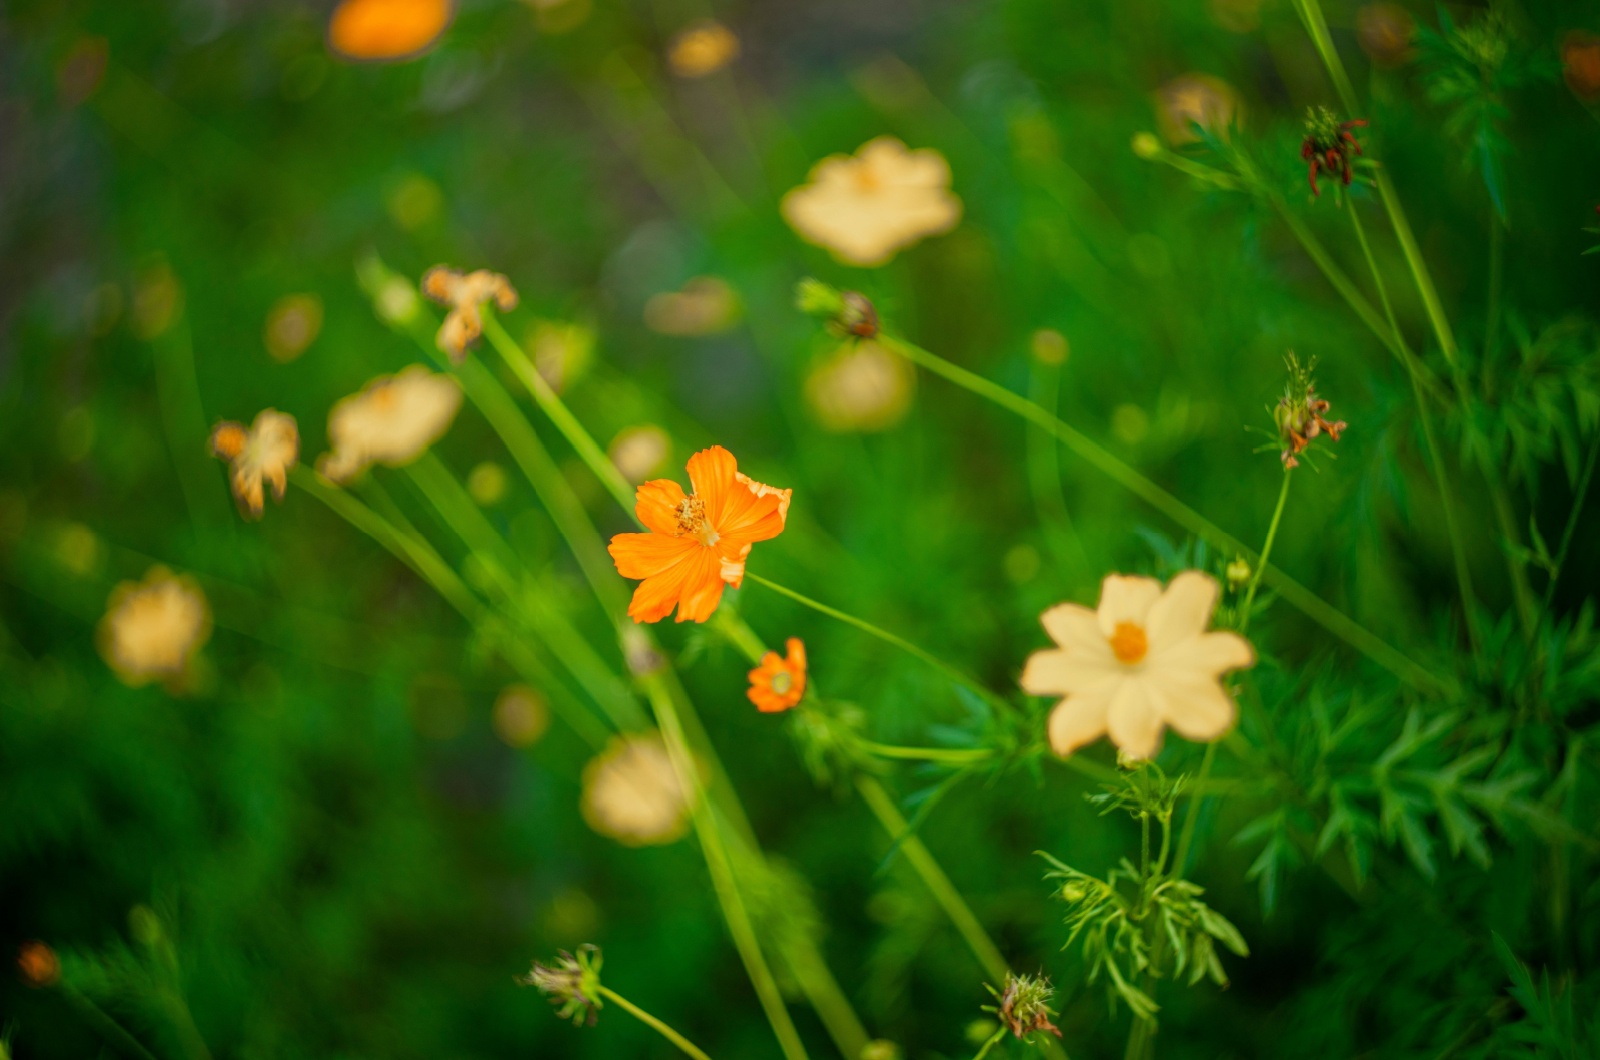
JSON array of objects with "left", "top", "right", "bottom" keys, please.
[
  {"left": 420, "top": 265, "right": 519, "bottom": 364},
  {"left": 643, "top": 277, "right": 740, "bottom": 336},
  {"left": 1021, "top": 572, "right": 1255, "bottom": 760},
  {"left": 209, "top": 409, "right": 300, "bottom": 520},
  {"left": 668, "top": 20, "right": 740, "bottom": 78},
  {"left": 493, "top": 685, "right": 549, "bottom": 748},
  {"left": 316, "top": 366, "right": 462, "bottom": 484},
  {"left": 608, "top": 424, "right": 671, "bottom": 484},
  {"left": 263, "top": 294, "right": 323, "bottom": 363},
  {"left": 327, "top": 0, "right": 453, "bottom": 63},
  {"left": 98, "top": 567, "right": 212, "bottom": 688},
  {"left": 580, "top": 734, "right": 693, "bottom": 846},
  {"left": 803, "top": 340, "right": 915, "bottom": 432},
  {"left": 529, "top": 319, "right": 595, "bottom": 393},
  {"left": 781, "top": 137, "right": 962, "bottom": 267},
  {"left": 1155, "top": 74, "right": 1240, "bottom": 145}
]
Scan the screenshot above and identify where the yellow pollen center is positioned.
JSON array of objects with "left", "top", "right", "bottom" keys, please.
[
  {"left": 675, "top": 496, "right": 719, "bottom": 546},
  {"left": 769, "top": 671, "right": 793, "bottom": 695},
  {"left": 853, "top": 165, "right": 882, "bottom": 194},
  {"left": 1109, "top": 622, "right": 1148, "bottom": 664}
]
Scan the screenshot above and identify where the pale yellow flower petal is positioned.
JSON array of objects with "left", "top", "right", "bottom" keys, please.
[
  {"left": 1095, "top": 574, "right": 1162, "bottom": 635},
  {"left": 780, "top": 137, "right": 961, "bottom": 267},
  {"left": 1047, "top": 685, "right": 1117, "bottom": 757},
  {"left": 1106, "top": 679, "right": 1164, "bottom": 760},
  {"left": 1020, "top": 647, "right": 1121, "bottom": 695},
  {"left": 1156, "top": 630, "right": 1256, "bottom": 677},
  {"left": 1039, "top": 602, "right": 1107, "bottom": 655},
  {"left": 1147, "top": 671, "right": 1237, "bottom": 742},
  {"left": 1144, "top": 570, "right": 1220, "bottom": 652}
]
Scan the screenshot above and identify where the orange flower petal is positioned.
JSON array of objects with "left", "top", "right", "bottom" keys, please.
[
  {"left": 328, "top": 0, "right": 453, "bottom": 62},
  {"left": 636, "top": 478, "right": 688, "bottom": 536},
  {"left": 608, "top": 532, "right": 698, "bottom": 581},
  {"left": 686, "top": 445, "right": 739, "bottom": 524},
  {"left": 672, "top": 548, "right": 727, "bottom": 622}
]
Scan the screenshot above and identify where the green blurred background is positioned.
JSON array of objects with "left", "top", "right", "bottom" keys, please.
[{"left": 3, "top": 0, "right": 1599, "bottom": 1056}]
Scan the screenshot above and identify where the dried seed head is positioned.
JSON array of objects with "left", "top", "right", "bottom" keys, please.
[
  {"left": 986, "top": 972, "right": 1063, "bottom": 1041},
  {"left": 518, "top": 944, "right": 604, "bottom": 1026}
]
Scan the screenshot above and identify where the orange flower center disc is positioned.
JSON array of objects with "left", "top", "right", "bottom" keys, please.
[{"left": 1109, "top": 621, "right": 1148, "bottom": 664}]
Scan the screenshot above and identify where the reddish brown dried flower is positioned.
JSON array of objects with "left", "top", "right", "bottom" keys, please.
[{"left": 1300, "top": 107, "right": 1368, "bottom": 198}]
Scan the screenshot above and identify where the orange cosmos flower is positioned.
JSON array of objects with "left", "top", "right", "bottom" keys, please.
[
  {"left": 607, "top": 446, "right": 790, "bottom": 623},
  {"left": 748, "top": 637, "right": 807, "bottom": 712},
  {"left": 328, "top": 0, "right": 453, "bottom": 63}
]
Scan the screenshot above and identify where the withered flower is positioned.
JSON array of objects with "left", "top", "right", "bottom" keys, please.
[
  {"left": 519, "top": 944, "right": 604, "bottom": 1026},
  {"left": 420, "top": 265, "right": 519, "bottom": 363},
  {"left": 1300, "top": 107, "right": 1367, "bottom": 197},
  {"left": 1273, "top": 353, "right": 1346, "bottom": 468},
  {"left": 986, "top": 972, "right": 1063, "bottom": 1041}
]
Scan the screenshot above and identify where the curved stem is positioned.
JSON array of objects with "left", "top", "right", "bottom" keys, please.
[
  {"left": 859, "top": 740, "right": 995, "bottom": 765},
  {"left": 972, "top": 1026, "right": 1010, "bottom": 1060},
  {"left": 744, "top": 571, "right": 1013, "bottom": 712},
  {"left": 1239, "top": 469, "right": 1292, "bottom": 636},
  {"left": 873, "top": 333, "right": 1447, "bottom": 695},
  {"left": 855, "top": 775, "right": 1009, "bottom": 984},
  {"left": 598, "top": 986, "right": 714, "bottom": 1060},
  {"left": 1346, "top": 202, "right": 1484, "bottom": 658},
  {"left": 64, "top": 987, "right": 164, "bottom": 1060}
]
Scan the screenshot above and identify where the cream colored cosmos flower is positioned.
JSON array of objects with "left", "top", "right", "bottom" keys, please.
[
  {"left": 98, "top": 567, "right": 212, "bottom": 687},
  {"left": 780, "top": 137, "right": 962, "bottom": 267},
  {"left": 316, "top": 365, "right": 462, "bottom": 484},
  {"left": 1021, "top": 571, "right": 1255, "bottom": 760},
  {"left": 580, "top": 734, "right": 693, "bottom": 846},
  {"left": 803, "top": 340, "right": 916, "bottom": 432}
]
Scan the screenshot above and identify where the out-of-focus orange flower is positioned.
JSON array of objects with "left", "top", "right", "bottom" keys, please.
[
  {"left": 1563, "top": 31, "right": 1600, "bottom": 100},
  {"left": 1357, "top": 4, "right": 1416, "bottom": 68},
  {"left": 421, "top": 265, "right": 519, "bottom": 363},
  {"left": 748, "top": 638, "right": 806, "bottom": 713},
  {"left": 668, "top": 20, "right": 741, "bottom": 78},
  {"left": 328, "top": 0, "right": 453, "bottom": 63},
  {"left": 607, "top": 446, "right": 790, "bottom": 624},
  {"left": 209, "top": 410, "right": 300, "bottom": 520},
  {"left": 17, "top": 941, "right": 60, "bottom": 988},
  {"left": 1155, "top": 74, "right": 1241, "bottom": 145}
]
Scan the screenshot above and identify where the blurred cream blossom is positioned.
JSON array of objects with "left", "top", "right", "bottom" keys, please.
[
  {"left": 643, "top": 277, "right": 740, "bottom": 336},
  {"left": 803, "top": 341, "right": 915, "bottom": 432},
  {"left": 608, "top": 425, "right": 672, "bottom": 484},
  {"left": 580, "top": 734, "right": 693, "bottom": 846},
  {"left": 667, "top": 20, "right": 740, "bottom": 78},
  {"left": 317, "top": 366, "right": 462, "bottom": 484},
  {"left": 1155, "top": 74, "right": 1240, "bottom": 145},
  {"left": 1021, "top": 572, "right": 1255, "bottom": 760},
  {"left": 98, "top": 567, "right": 212, "bottom": 688},
  {"left": 781, "top": 137, "right": 962, "bottom": 267}
]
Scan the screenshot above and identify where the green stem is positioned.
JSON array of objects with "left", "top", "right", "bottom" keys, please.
[
  {"left": 1542, "top": 431, "right": 1600, "bottom": 610},
  {"left": 859, "top": 740, "right": 996, "bottom": 765},
  {"left": 744, "top": 571, "right": 1012, "bottom": 712},
  {"left": 64, "top": 988, "right": 163, "bottom": 1060},
  {"left": 873, "top": 333, "right": 1446, "bottom": 694},
  {"left": 1490, "top": 484, "right": 1538, "bottom": 640},
  {"left": 1027, "top": 353, "right": 1093, "bottom": 580},
  {"left": 972, "top": 1026, "right": 1011, "bottom": 1060},
  {"left": 856, "top": 774, "right": 1008, "bottom": 984},
  {"left": 1239, "top": 469, "right": 1292, "bottom": 636},
  {"left": 598, "top": 985, "right": 715, "bottom": 1060},
  {"left": 1345, "top": 201, "right": 1484, "bottom": 658},
  {"left": 481, "top": 313, "right": 638, "bottom": 515},
  {"left": 644, "top": 677, "right": 810, "bottom": 1060}
]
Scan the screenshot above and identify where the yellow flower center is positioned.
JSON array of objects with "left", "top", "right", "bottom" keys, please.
[
  {"left": 675, "top": 496, "right": 719, "bottom": 546},
  {"left": 852, "top": 164, "right": 882, "bottom": 194},
  {"left": 769, "top": 671, "right": 793, "bottom": 695},
  {"left": 1109, "top": 621, "right": 1148, "bottom": 664}
]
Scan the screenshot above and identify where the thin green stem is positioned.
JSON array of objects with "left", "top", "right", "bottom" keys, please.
[
  {"left": 1346, "top": 202, "right": 1485, "bottom": 658},
  {"left": 744, "top": 571, "right": 1012, "bottom": 712},
  {"left": 972, "top": 1026, "right": 1011, "bottom": 1060},
  {"left": 1542, "top": 431, "right": 1600, "bottom": 610},
  {"left": 856, "top": 774, "right": 1009, "bottom": 983},
  {"left": 64, "top": 987, "right": 163, "bottom": 1060},
  {"left": 598, "top": 985, "right": 714, "bottom": 1060},
  {"left": 481, "top": 312, "right": 638, "bottom": 515},
  {"left": 644, "top": 677, "right": 810, "bottom": 1060},
  {"left": 873, "top": 333, "right": 1447, "bottom": 694},
  {"left": 1239, "top": 469, "right": 1292, "bottom": 636},
  {"left": 1172, "top": 742, "right": 1218, "bottom": 880},
  {"left": 859, "top": 741, "right": 996, "bottom": 765},
  {"left": 1027, "top": 354, "right": 1093, "bottom": 580}
]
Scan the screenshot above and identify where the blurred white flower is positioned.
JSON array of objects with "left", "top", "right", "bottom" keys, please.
[
  {"left": 1021, "top": 572, "right": 1255, "bottom": 760},
  {"left": 98, "top": 567, "right": 212, "bottom": 688},
  {"left": 317, "top": 365, "right": 462, "bottom": 484},
  {"left": 580, "top": 734, "right": 693, "bottom": 846},
  {"left": 781, "top": 137, "right": 962, "bottom": 267},
  {"left": 803, "top": 340, "right": 915, "bottom": 432},
  {"left": 643, "top": 277, "right": 740, "bottom": 336},
  {"left": 608, "top": 425, "right": 672, "bottom": 484}
]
